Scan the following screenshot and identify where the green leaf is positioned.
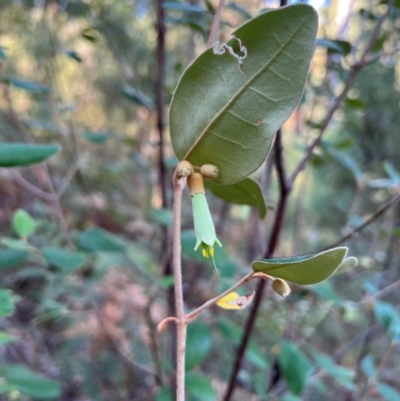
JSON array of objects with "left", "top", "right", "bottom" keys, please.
[
  {"left": 83, "top": 131, "right": 110, "bottom": 144},
  {"left": 155, "top": 387, "right": 174, "bottom": 401},
  {"left": 159, "top": 275, "right": 174, "bottom": 289},
  {"left": 148, "top": 207, "right": 173, "bottom": 227},
  {"left": 0, "top": 289, "right": 16, "bottom": 317},
  {"left": 360, "top": 354, "right": 376, "bottom": 378},
  {"left": 42, "top": 247, "right": 86, "bottom": 271},
  {"left": 186, "top": 372, "right": 216, "bottom": 401},
  {"left": 170, "top": 4, "right": 318, "bottom": 185},
  {"left": 164, "top": 2, "right": 206, "bottom": 13},
  {"left": 335, "top": 256, "right": 358, "bottom": 275},
  {"left": 185, "top": 322, "right": 212, "bottom": 370},
  {"left": 278, "top": 341, "right": 313, "bottom": 395},
  {"left": 206, "top": 177, "right": 266, "bottom": 218},
  {"left": 252, "top": 247, "right": 348, "bottom": 285},
  {"left": 65, "top": 50, "right": 82, "bottom": 62},
  {"left": 122, "top": 85, "right": 154, "bottom": 110},
  {"left": 0, "top": 143, "right": 61, "bottom": 167},
  {"left": 316, "top": 38, "right": 351, "bottom": 55},
  {"left": 0, "top": 249, "right": 28, "bottom": 269},
  {"left": 377, "top": 383, "right": 400, "bottom": 401},
  {"left": 373, "top": 301, "right": 400, "bottom": 340},
  {"left": 78, "top": 227, "right": 127, "bottom": 252},
  {"left": 8, "top": 78, "right": 52, "bottom": 94},
  {"left": 12, "top": 209, "right": 36, "bottom": 238},
  {"left": 0, "top": 331, "right": 18, "bottom": 346},
  {"left": 0, "top": 364, "right": 61, "bottom": 399},
  {"left": 383, "top": 161, "right": 400, "bottom": 184},
  {"left": 312, "top": 351, "right": 354, "bottom": 389},
  {"left": 218, "top": 319, "right": 268, "bottom": 368}
]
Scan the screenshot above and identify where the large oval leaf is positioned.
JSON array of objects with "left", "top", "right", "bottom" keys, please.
[
  {"left": 170, "top": 4, "right": 318, "bottom": 184},
  {"left": 252, "top": 247, "right": 348, "bottom": 285},
  {"left": 206, "top": 177, "right": 267, "bottom": 218},
  {"left": 0, "top": 143, "right": 61, "bottom": 167}
]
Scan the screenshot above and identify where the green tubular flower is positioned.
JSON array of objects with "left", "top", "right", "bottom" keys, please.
[{"left": 192, "top": 193, "right": 222, "bottom": 259}]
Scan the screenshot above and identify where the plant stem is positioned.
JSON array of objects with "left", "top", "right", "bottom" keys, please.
[
  {"left": 207, "top": 0, "right": 226, "bottom": 47},
  {"left": 172, "top": 175, "right": 187, "bottom": 401},
  {"left": 186, "top": 272, "right": 258, "bottom": 321}
]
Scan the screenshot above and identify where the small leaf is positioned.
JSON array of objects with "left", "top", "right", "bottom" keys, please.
[
  {"left": 148, "top": 207, "right": 173, "bottom": 227},
  {"left": 252, "top": 247, "right": 348, "bottom": 285},
  {"left": 0, "top": 289, "right": 16, "bottom": 317},
  {"left": 373, "top": 301, "right": 400, "bottom": 340},
  {"left": 316, "top": 38, "right": 351, "bottom": 55},
  {"left": 377, "top": 383, "right": 400, "bottom": 401},
  {"left": 360, "top": 354, "right": 376, "bottom": 378},
  {"left": 122, "top": 85, "right": 154, "bottom": 110},
  {"left": 278, "top": 341, "right": 313, "bottom": 395},
  {"left": 65, "top": 50, "right": 82, "bottom": 62},
  {"left": 186, "top": 372, "right": 216, "bottom": 401},
  {"left": 185, "top": 322, "right": 212, "bottom": 370},
  {"left": 312, "top": 351, "right": 354, "bottom": 389},
  {"left": 0, "top": 364, "right": 61, "bottom": 399},
  {"left": 335, "top": 256, "right": 358, "bottom": 275},
  {"left": 216, "top": 290, "right": 255, "bottom": 310},
  {"left": 0, "top": 331, "right": 18, "bottom": 346},
  {"left": 78, "top": 227, "right": 127, "bottom": 252},
  {"left": 164, "top": 2, "right": 206, "bottom": 12},
  {"left": 42, "top": 247, "right": 86, "bottom": 271},
  {"left": 383, "top": 161, "right": 400, "bottom": 184},
  {"left": 0, "top": 143, "right": 61, "bottom": 167},
  {"left": 159, "top": 275, "right": 174, "bottom": 289},
  {"left": 155, "top": 387, "right": 174, "bottom": 401},
  {"left": 83, "top": 131, "right": 110, "bottom": 144},
  {"left": 0, "top": 249, "right": 28, "bottom": 269},
  {"left": 170, "top": 4, "right": 318, "bottom": 185},
  {"left": 8, "top": 78, "right": 52, "bottom": 94},
  {"left": 206, "top": 177, "right": 267, "bottom": 218},
  {"left": 12, "top": 209, "right": 36, "bottom": 238}
]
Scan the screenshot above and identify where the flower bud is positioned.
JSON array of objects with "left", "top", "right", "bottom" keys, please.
[
  {"left": 176, "top": 160, "right": 193, "bottom": 178},
  {"left": 200, "top": 164, "right": 219, "bottom": 179},
  {"left": 271, "top": 278, "right": 291, "bottom": 297}
]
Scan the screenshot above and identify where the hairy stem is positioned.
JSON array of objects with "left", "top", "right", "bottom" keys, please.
[{"left": 173, "top": 175, "right": 187, "bottom": 401}]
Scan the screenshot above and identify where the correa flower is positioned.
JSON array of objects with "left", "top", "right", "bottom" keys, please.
[
  {"left": 188, "top": 171, "right": 222, "bottom": 267},
  {"left": 192, "top": 192, "right": 222, "bottom": 258}
]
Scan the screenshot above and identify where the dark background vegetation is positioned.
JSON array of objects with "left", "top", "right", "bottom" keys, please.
[{"left": 1, "top": 0, "right": 400, "bottom": 400}]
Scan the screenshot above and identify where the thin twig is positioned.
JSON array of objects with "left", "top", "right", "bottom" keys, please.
[
  {"left": 207, "top": 0, "right": 226, "bottom": 47},
  {"left": 223, "top": 128, "right": 290, "bottom": 401},
  {"left": 290, "top": 0, "right": 395, "bottom": 184},
  {"left": 323, "top": 192, "right": 400, "bottom": 249},
  {"left": 10, "top": 169, "right": 54, "bottom": 202},
  {"left": 56, "top": 161, "right": 80, "bottom": 199},
  {"left": 186, "top": 272, "right": 259, "bottom": 321}
]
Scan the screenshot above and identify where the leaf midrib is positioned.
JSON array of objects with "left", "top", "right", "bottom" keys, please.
[{"left": 183, "top": 14, "right": 310, "bottom": 160}]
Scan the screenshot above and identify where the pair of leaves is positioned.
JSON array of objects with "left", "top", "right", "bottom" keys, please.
[
  {"left": 0, "top": 143, "right": 61, "bottom": 167},
  {"left": 170, "top": 4, "right": 318, "bottom": 185},
  {"left": 252, "top": 247, "right": 352, "bottom": 285}
]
